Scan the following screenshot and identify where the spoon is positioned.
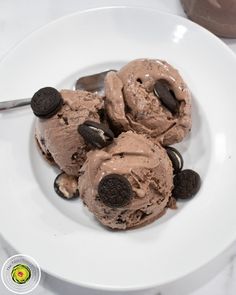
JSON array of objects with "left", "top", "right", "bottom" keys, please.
[{"left": 0, "top": 69, "right": 115, "bottom": 111}]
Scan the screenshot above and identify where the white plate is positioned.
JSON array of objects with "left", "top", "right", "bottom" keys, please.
[{"left": 0, "top": 6, "right": 236, "bottom": 291}]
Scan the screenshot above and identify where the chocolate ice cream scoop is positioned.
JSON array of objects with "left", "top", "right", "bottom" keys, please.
[
  {"left": 104, "top": 59, "right": 191, "bottom": 145},
  {"left": 35, "top": 89, "right": 103, "bottom": 176},
  {"left": 78, "top": 131, "right": 174, "bottom": 229}
]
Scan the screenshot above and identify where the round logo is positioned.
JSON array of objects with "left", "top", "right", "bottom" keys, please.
[{"left": 1, "top": 255, "right": 41, "bottom": 294}]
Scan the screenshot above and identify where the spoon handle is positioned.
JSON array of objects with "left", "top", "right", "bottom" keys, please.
[{"left": 0, "top": 98, "right": 31, "bottom": 111}]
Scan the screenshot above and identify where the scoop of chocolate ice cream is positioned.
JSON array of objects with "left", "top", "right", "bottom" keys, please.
[
  {"left": 79, "top": 131, "right": 173, "bottom": 229},
  {"left": 35, "top": 89, "right": 103, "bottom": 176},
  {"left": 104, "top": 59, "right": 191, "bottom": 145}
]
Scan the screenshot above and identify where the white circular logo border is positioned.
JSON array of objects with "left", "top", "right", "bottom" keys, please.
[{"left": 1, "top": 254, "right": 41, "bottom": 294}]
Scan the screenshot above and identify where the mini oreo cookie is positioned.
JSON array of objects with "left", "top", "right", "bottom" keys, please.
[
  {"left": 172, "top": 169, "right": 201, "bottom": 200},
  {"left": 98, "top": 174, "right": 133, "bottom": 208},
  {"left": 78, "top": 120, "right": 114, "bottom": 148},
  {"left": 166, "top": 146, "right": 183, "bottom": 174},
  {"left": 31, "top": 87, "right": 63, "bottom": 118},
  {"left": 54, "top": 173, "right": 79, "bottom": 200},
  {"left": 154, "top": 80, "right": 179, "bottom": 114}
]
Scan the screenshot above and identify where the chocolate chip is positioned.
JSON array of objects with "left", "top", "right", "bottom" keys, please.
[
  {"left": 136, "top": 78, "right": 142, "bottom": 84},
  {"left": 62, "top": 116, "right": 69, "bottom": 125},
  {"left": 40, "top": 137, "right": 45, "bottom": 146},
  {"left": 172, "top": 169, "right": 201, "bottom": 200},
  {"left": 166, "top": 146, "right": 183, "bottom": 174},
  {"left": 71, "top": 152, "right": 79, "bottom": 161},
  {"left": 98, "top": 174, "right": 133, "bottom": 208},
  {"left": 45, "top": 149, "right": 54, "bottom": 162},
  {"left": 116, "top": 217, "right": 125, "bottom": 224},
  {"left": 31, "top": 87, "right": 63, "bottom": 118},
  {"left": 98, "top": 108, "right": 106, "bottom": 123},
  {"left": 78, "top": 120, "right": 114, "bottom": 148},
  {"left": 54, "top": 173, "right": 79, "bottom": 200},
  {"left": 154, "top": 80, "right": 179, "bottom": 114}
]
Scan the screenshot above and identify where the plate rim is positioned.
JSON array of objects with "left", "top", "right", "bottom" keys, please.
[{"left": 1, "top": 5, "right": 236, "bottom": 72}]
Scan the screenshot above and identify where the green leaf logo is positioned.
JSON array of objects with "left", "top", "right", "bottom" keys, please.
[{"left": 11, "top": 264, "right": 31, "bottom": 284}]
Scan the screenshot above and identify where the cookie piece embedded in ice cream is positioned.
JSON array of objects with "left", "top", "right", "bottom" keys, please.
[
  {"left": 78, "top": 121, "right": 114, "bottom": 148},
  {"left": 153, "top": 80, "right": 180, "bottom": 115},
  {"left": 166, "top": 146, "right": 184, "bottom": 174},
  {"left": 98, "top": 174, "right": 133, "bottom": 208}
]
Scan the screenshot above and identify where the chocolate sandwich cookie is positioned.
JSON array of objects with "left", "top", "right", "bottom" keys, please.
[
  {"left": 31, "top": 87, "right": 63, "bottom": 118},
  {"left": 172, "top": 169, "right": 201, "bottom": 200},
  {"left": 78, "top": 120, "right": 114, "bottom": 148},
  {"left": 54, "top": 173, "right": 79, "bottom": 199},
  {"left": 154, "top": 80, "right": 179, "bottom": 115},
  {"left": 166, "top": 146, "right": 183, "bottom": 174},
  {"left": 98, "top": 174, "right": 133, "bottom": 208}
]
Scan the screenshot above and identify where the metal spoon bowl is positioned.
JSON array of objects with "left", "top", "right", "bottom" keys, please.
[
  {"left": 0, "top": 69, "right": 115, "bottom": 111},
  {"left": 74, "top": 69, "right": 116, "bottom": 96}
]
